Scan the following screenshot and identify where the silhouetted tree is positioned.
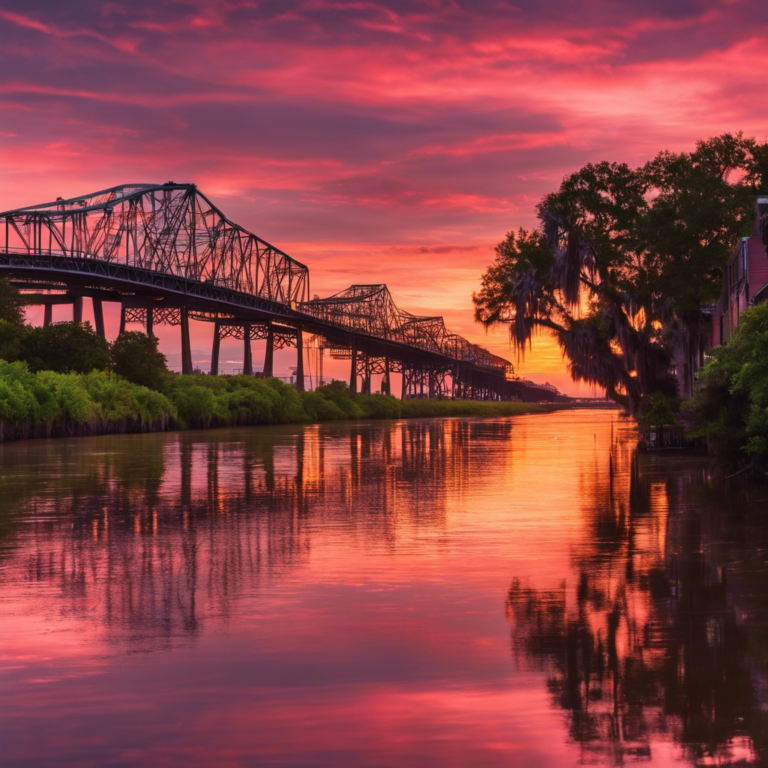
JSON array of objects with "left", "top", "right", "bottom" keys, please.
[{"left": 474, "top": 133, "right": 768, "bottom": 413}]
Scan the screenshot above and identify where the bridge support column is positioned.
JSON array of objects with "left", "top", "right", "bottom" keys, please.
[
  {"left": 181, "top": 306, "right": 193, "bottom": 375},
  {"left": 43, "top": 304, "right": 52, "bottom": 328},
  {"left": 295, "top": 330, "right": 305, "bottom": 391},
  {"left": 211, "top": 321, "right": 221, "bottom": 375},
  {"left": 263, "top": 320, "right": 274, "bottom": 377},
  {"left": 146, "top": 307, "right": 154, "bottom": 337},
  {"left": 119, "top": 305, "right": 126, "bottom": 335},
  {"left": 382, "top": 357, "right": 390, "bottom": 396},
  {"left": 243, "top": 323, "right": 253, "bottom": 376},
  {"left": 350, "top": 341, "right": 358, "bottom": 395},
  {"left": 72, "top": 296, "right": 83, "bottom": 324},
  {"left": 92, "top": 298, "right": 105, "bottom": 339},
  {"left": 428, "top": 370, "right": 436, "bottom": 399}
]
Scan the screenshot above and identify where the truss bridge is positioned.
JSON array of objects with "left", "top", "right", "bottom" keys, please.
[{"left": 0, "top": 182, "right": 562, "bottom": 401}]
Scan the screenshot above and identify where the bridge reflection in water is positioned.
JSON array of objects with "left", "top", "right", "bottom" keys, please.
[
  {"left": 0, "top": 419, "right": 499, "bottom": 653},
  {"left": 1, "top": 413, "right": 768, "bottom": 766}
]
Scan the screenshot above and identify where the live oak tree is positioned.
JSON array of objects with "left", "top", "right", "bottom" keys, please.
[{"left": 474, "top": 133, "right": 768, "bottom": 413}]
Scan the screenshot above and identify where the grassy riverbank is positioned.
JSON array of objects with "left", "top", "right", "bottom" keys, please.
[{"left": 0, "top": 360, "right": 564, "bottom": 442}]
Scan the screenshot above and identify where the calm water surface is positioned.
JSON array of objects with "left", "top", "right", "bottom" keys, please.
[{"left": 2, "top": 411, "right": 768, "bottom": 767}]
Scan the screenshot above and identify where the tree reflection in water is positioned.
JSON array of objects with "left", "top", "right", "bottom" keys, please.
[
  {"left": 506, "top": 442, "right": 768, "bottom": 765},
  {"left": 0, "top": 419, "right": 511, "bottom": 653}
]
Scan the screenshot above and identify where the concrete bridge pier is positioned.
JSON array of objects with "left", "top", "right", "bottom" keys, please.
[
  {"left": 382, "top": 357, "right": 391, "bottom": 396},
  {"left": 72, "top": 296, "right": 83, "bottom": 324},
  {"left": 211, "top": 321, "right": 221, "bottom": 375},
  {"left": 295, "top": 329, "right": 305, "bottom": 391},
  {"left": 43, "top": 304, "right": 52, "bottom": 328},
  {"left": 180, "top": 306, "right": 193, "bottom": 375},
  {"left": 350, "top": 340, "right": 358, "bottom": 394},
  {"left": 243, "top": 322, "right": 253, "bottom": 376},
  {"left": 92, "top": 298, "right": 105, "bottom": 339},
  {"left": 263, "top": 320, "right": 274, "bottom": 377}
]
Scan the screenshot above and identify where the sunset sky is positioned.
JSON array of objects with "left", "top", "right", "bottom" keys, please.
[{"left": 2, "top": 0, "right": 767, "bottom": 393}]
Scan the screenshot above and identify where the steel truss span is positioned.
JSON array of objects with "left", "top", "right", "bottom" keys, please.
[{"left": 0, "top": 183, "right": 562, "bottom": 401}]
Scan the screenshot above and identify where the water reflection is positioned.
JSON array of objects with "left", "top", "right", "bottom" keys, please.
[
  {"left": 3, "top": 413, "right": 768, "bottom": 766},
  {"left": 506, "top": 438, "right": 768, "bottom": 765},
  {"left": 0, "top": 419, "right": 511, "bottom": 652}
]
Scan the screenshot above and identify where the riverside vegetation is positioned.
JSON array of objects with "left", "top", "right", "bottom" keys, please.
[
  {"left": 0, "top": 283, "right": 555, "bottom": 442},
  {"left": 684, "top": 303, "right": 768, "bottom": 471}
]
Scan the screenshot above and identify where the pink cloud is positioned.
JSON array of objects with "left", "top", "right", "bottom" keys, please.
[{"left": 2, "top": 0, "right": 766, "bottom": 393}]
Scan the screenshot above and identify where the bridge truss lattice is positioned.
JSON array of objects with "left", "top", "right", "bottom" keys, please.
[{"left": 0, "top": 183, "right": 542, "bottom": 401}]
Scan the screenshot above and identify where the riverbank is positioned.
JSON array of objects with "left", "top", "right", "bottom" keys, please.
[{"left": 0, "top": 360, "right": 573, "bottom": 443}]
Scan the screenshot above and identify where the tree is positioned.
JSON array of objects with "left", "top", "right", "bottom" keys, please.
[
  {"left": 684, "top": 303, "right": 768, "bottom": 468},
  {"left": 474, "top": 133, "right": 768, "bottom": 413},
  {"left": 109, "top": 331, "right": 170, "bottom": 390},
  {"left": 0, "top": 278, "right": 25, "bottom": 325},
  {"left": 0, "top": 320, "right": 28, "bottom": 362},
  {"left": 22, "top": 322, "right": 109, "bottom": 374}
]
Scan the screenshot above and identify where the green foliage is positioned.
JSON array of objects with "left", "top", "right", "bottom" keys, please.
[
  {"left": 109, "top": 331, "right": 170, "bottom": 390},
  {"left": 164, "top": 374, "right": 307, "bottom": 428},
  {"left": 0, "top": 320, "right": 28, "bottom": 362},
  {"left": 310, "top": 380, "right": 363, "bottom": 418},
  {"left": 0, "top": 361, "right": 176, "bottom": 440},
  {"left": 684, "top": 304, "right": 768, "bottom": 467},
  {"left": 638, "top": 391, "right": 681, "bottom": 427},
  {"left": 0, "top": 359, "right": 567, "bottom": 443},
  {"left": 474, "top": 133, "right": 768, "bottom": 412},
  {"left": 0, "top": 279, "right": 25, "bottom": 325},
  {"left": 354, "top": 393, "right": 402, "bottom": 419},
  {"left": 22, "top": 322, "right": 109, "bottom": 374}
]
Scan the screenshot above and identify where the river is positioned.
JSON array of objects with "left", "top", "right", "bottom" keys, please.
[{"left": 1, "top": 410, "right": 767, "bottom": 767}]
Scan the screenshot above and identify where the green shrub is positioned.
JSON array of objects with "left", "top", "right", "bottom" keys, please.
[
  {"left": 354, "top": 393, "right": 402, "bottom": 419},
  {"left": 0, "top": 361, "right": 176, "bottom": 439},
  {"left": 110, "top": 331, "right": 170, "bottom": 390},
  {"left": 81, "top": 371, "right": 176, "bottom": 429},
  {"left": 299, "top": 390, "right": 347, "bottom": 421},
  {"left": 312, "top": 380, "right": 363, "bottom": 418},
  {"left": 685, "top": 303, "right": 768, "bottom": 467},
  {"left": 22, "top": 322, "right": 109, "bottom": 374},
  {"left": 0, "top": 320, "right": 28, "bottom": 362}
]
